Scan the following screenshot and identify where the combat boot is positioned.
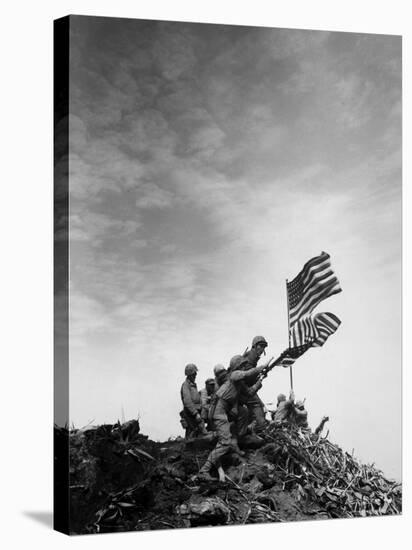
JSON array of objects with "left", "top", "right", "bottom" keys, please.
[
  {"left": 230, "top": 438, "right": 246, "bottom": 456},
  {"left": 195, "top": 460, "right": 216, "bottom": 482}
]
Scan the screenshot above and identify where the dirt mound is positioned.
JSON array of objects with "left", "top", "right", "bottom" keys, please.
[{"left": 58, "top": 420, "right": 401, "bottom": 534}]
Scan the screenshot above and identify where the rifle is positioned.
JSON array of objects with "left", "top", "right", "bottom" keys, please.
[{"left": 259, "top": 350, "right": 290, "bottom": 380}]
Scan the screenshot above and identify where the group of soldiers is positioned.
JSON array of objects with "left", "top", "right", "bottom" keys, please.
[{"left": 179, "top": 335, "right": 309, "bottom": 481}]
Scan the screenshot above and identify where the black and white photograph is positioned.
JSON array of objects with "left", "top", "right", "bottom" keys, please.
[{"left": 53, "top": 14, "right": 402, "bottom": 536}]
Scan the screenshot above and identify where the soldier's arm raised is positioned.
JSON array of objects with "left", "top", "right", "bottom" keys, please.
[
  {"left": 237, "top": 379, "right": 262, "bottom": 397},
  {"left": 230, "top": 365, "right": 265, "bottom": 382}
]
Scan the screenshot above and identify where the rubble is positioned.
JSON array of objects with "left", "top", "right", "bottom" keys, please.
[
  {"left": 263, "top": 425, "right": 402, "bottom": 518},
  {"left": 178, "top": 497, "right": 230, "bottom": 526},
  {"left": 59, "top": 419, "right": 401, "bottom": 534}
]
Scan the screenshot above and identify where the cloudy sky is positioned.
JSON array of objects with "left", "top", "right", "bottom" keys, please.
[{"left": 65, "top": 16, "right": 401, "bottom": 479}]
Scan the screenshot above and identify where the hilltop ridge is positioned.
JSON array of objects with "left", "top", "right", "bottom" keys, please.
[{"left": 57, "top": 419, "right": 401, "bottom": 534}]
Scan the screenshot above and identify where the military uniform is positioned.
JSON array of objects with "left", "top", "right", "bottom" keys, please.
[
  {"left": 272, "top": 398, "right": 294, "bottom": 425},
  {"left": 292, "top": 402, "right": 308, "bottom": 428},
  {"left": 198, "top": 359, "right": 264, "bottom": 477},
  {"left": 214, "top": 368, "right": 228, "bottom": 388},
  {"left": 180, "top": 378, "right": 206, "bottom": 438},
  {"left": 238, "top": 347, "right": 267, "bottom": 433},
  {"left": 200, "top": 379, "right": 215, "bottom": 428}
]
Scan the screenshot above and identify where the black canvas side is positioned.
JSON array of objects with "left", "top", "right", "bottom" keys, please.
[{"left": 53, "top": 15, "right": 70, "bottom": 536}]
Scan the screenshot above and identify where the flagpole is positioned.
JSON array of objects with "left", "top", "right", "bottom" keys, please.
[{"left": 286, "top": 279, "right": 294, "bottom": 391}]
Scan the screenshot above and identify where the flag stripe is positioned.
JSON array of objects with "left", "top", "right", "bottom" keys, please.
[
  {"left": 287, "top": 254, "right": 331, "bottom": 305},
  {"left": 279, "top": 342, "right": 311, "bottom": 367},
  {"left": 301, "top": 262, "right": 333, "bottom": 288},
  {"left": 288, "top": 252, "right": 330, "bottom": 288},
  {"left": 289, "top": 312, "right": 341, "bottom": 348},
  {"left": 289, "top": 277, "right": 341, "bottom": 325},
  {"left": 295, "top": 280, "right": 341, "bottom": 320},
  {"left": 289, "top": 274, "right": 339, "bottom": 317},
  {"left": 287, "top": 252, "right": 342, "bottom": 327},
  {"left": 303, "top": 268, "right": 337, "bottom": 294},
  {"left": 317, "top": 314, "right": 340, "bottom": 332},
  {"left": 288, "top": 262, "right": 333, "bottom": 301}
]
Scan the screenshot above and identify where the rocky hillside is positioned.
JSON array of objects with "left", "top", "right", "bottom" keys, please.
[{"left": 55, "top": 420, "right": 401, "bottom": 535}]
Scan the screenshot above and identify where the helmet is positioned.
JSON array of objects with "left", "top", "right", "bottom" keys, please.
[
  {"left": 229, "top": 355, "right": 248, "bottom": 371},
  {"left": 277, "top": 393, "right": 286, "bottom": 404},
  {"left": 213, "top": 364, "right": 226, "bottom": 376},
  {"left": 295, "top": 400, "right": 305, "bottom": 409},
  {"left": 184, "top": 363, "right": 198, "bottom": 376},
  {"left": 205, "top": 378, "right": 215, "bottom": 386},
  {"left": 252, "top": 335, "right": 268, "bottom": 348}
]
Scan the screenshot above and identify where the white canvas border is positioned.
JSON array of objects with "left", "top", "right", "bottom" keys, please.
[{"left": 0, "top": 0, "right": 409, "bottom": 548}]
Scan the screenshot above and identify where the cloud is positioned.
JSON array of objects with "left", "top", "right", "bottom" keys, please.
[
  {"left": 186, "top": 124, "right": 226, "bottom": 158},
  {"left": 66, "top": 17, "right": 401, "bottom": 476},
  {"left": 70, "top": 211, "right": 143, "bottom": 245},
  {"left": 152, "top": 26, "right": 197, "bottom": 81},
  {"left": 135, "top": 183, "right": 174, "bottom": 209},
  {"left": 69, "top": 287, "right": 115, "bottom": 340},
  {"left": 264, "top": 28, "right": 331, "bottom": 61}
]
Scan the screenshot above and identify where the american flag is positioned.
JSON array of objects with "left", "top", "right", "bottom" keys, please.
[
  {"left": 280, "top": 311, "right": 341, "bottom": 367},
  {"left": 289, "top": 311, "right": 341, "bottom": 348},
  {"left": 287, "top": 252, "right": 342, "bottom": 328},
  {"left": 278, "top": 344, "right": 310, "bottom": 368}
]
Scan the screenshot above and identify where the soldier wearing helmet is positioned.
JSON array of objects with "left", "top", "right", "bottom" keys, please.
[
  {"left": 277, "top": 393, "right": 287, "bottom": 405},
  {"left": 272, "top": 391, "right": 295, "bottom": 425},
  {"left": 180, "top": 363, "right": 207, "bottom": 439},
  {"left": 271, "top": 392, "right": 308, "bottom": 428},
  {"left": 237, "top": 336, "right": 269, "bottom": 435},
  {"left": 251, "top": 335, "right": 268, "bottom": 350},
  {"left": 292, "top": 399, "right": 308, "bottom": 429},
  {"left": 197, "top": 355, "right": 266, "bottom": 481},
  {"left": 213, "top": 363, "right": 228, "bottom": 388},
  {"left": 200, "top": 377, "right": 216, "bottom": 429}
]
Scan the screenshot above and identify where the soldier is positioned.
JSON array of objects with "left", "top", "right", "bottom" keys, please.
[
  {"left": 180, "top": 364, "right": 207, "bottom": 439},
  {"left": 197, "top": 355, "right": 265, "bottom": 481},
  {"left": 206, "top": 365, "right": 229, "bottom": 432},
  {"left": 200, "top": 378, "right": 216, "bottom": 429},
  {"left": 213, "top": 363, "right": 228, "bottom": 388},
  {"left": 272, "top": 392, "right": 308, "bottom": 429},
  {"left": 237, "top": 335, "right": 268, "bottom": 435},
  {"left": 272, "top": 392, "right": 295, "bottom": 425},
  {"left": 292, "top": 400, "right": 309, "bottom": 429}
]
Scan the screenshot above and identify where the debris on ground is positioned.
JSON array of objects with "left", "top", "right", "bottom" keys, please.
[
  {"left": 56, "top": 419, "right": 401, "bottom": 534},
  {"left": 263, "top": 424, "right": 401, "bottom": 518},
  {"left": 178, "top": 496, "right": 230, "bottom": 527}
]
